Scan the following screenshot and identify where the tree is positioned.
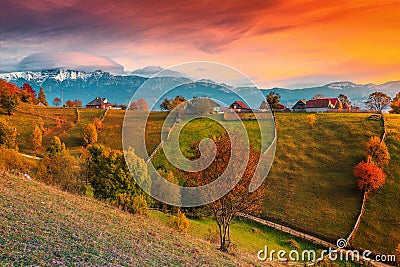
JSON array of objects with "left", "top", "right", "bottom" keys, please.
[
  {"left": 390, "top": 92, "right": 400, "bottom": 114},
  {"left": 266, "top": 91, "right": 281, "bottom": 109},
  {"left": 129, "top": 101, "right": 138, "bottom": 110},
  {"left": 82, "top": 123, "right": 98, "bottom": 145},
  {"left": 53, "top": 97, "right": 62, "bottom": 106},
  {"left": 87, "top": 145, "right": 149, "bottom": 202},
  {"left": 188, "top": 134, "right": 266, "bottom": 252},
  {"left": 31, "top": 125, "right": 42, "bottom": 152},
  {"left": 354, "top": 161, "right": 386, "bottom": 194},
  {"left": 185, "top": 97, "right": 218, "bottom": 115},
  {"left": 73, "top": 99, "right": 83, "bottom": 108},
  {"left": 37, "top": 87, "right": 49, "bottom": 106},
  {"left": 93, "top": 117, "right": 102, "bottom": 130},
  {"left": 0, "top": 91, "right": 19, "bottom": 115},
  {"left": 338, "top": 94, "right": 351, "bottom": 107},
  {"left": 160, "top": 96, "right": 187, "bottom": 111},
  {"left": 0, "top": 118, "right": 17, "bottom": 149},
  {"left": 306, "top": 114, "right": 317, "bottom": 127},
  {"left": 366, "top": 136, "right": 390, "bottom": 168},
  {"left": 160, "top": 98, "right": 172, "bottom": 111},
  {"left": 20, "top": 83, "right": 36, "bottom": 103},
  {"left": 365, "top": 92, "right": 391, "bottom": 111},
  {"left": 46, "top": 136, "right": 66, "bottom": 155},
  {"left": 137, "top": 98, "right": 149, "bottom": 111}
]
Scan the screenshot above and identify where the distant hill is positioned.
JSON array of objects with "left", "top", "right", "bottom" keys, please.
[{"left": 1, "top": 69, "right": 399, "bottom": 108}]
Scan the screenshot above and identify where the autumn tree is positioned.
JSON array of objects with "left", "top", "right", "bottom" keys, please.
[
  {"left": 0, "top": 91, "right": 19, "bottom": 115},
  {"left": 366, "top": 136, "right": 390, "bottom": 168},
  {"left": 335, "top": 100, "right": 343, "bottom": 110},
  {"left": 31, "top": 125, "right": 42, "bottom": 152},
  {"left": 338, "top": 94, "right": 351, "bottom": 107},
  {"left": 73, "top": 99, "right": 82, "bottom": 108},
  {"left": 37, "top": 87, "right": 48, "bottom": 106},
  {"left": 137, "top": 98, "right": 149, "bottom": 111},
  {"left": 306, "top": 114, "right": 317, "bottom": 127},
  {"left": 129, "top": 101, "right": 138, "bottom": 110},
  {"left": 354, "top": 160, "right": 386, "bottom": 194},
  {"left": 53, "top": 97, "right": 62, "bottom": 106},
  {"left": 266, "top": 91, "right": 281, "bottom": 109},
  {"left": 0, "top": 118, "right": 17, "bottom": 149},
  {"left": 93, "top": 117, "right": 102, "bottom": 130},
  {"left": 187, "top": 134, "right": 266, "bottom": 252},
  {"left": 160, "top": 96, "right": 187, "bottom": 111},
  {"left": 365, "top": 92, "right": 391, "bottom": 111},
  {"left": 20, "top": 83, "right": 36, "bottom": 103},
  {"left": 390, "top": 92, "right": 400, "bottom": 114},
  {"left": 82, "top": 123, "right": 98, "bottom": 145}
]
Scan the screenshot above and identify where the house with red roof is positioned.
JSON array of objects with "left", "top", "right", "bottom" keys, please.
[
  {"left": 229, "top": 101, "right": 252, "bottom": 112},
  {"left": 86, "top": 97, "right": 112, "bottom": 109},
  {"left": 306, "top": 98, "right": 338, "bottom": 112}
]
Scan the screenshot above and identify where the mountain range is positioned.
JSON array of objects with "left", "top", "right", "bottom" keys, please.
[{"left": 0, "top": 69, "right": 399, "bottom": 109}]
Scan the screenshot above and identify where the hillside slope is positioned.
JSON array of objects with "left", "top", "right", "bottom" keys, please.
[{"left": 0, "top": 173, "right": 262, "bottom": 266}]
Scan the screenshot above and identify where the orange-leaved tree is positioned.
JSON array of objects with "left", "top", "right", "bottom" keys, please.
[
  {"left": 366, "top": 136, "right": 390, "bottom": 168},
  {"left": 187, "top": 134, "right": 266, "bottom": 252},
  {"left": 354, "top": 159, "right": 386, "bottom": 195}
]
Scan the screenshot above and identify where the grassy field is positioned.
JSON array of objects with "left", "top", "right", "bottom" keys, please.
[
  {"left": 3, "top": 106, "right": 397, "bottom": 256},
  {"left": 352, "top": 114, "right": 400, "bottom": 255}
]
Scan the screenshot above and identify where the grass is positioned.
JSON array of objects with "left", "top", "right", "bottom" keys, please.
[
  {"left": 263, "top": 113, "right": 382, "bottom": 242},
  {"left": 0, "top": 173, "right": 263, "bottom": 266},
  {"left": 352, "top": 114, "right": 400, "bottom": 255},
  {"left": 151, "top": 112, "right": 384, "bottom": 250}
]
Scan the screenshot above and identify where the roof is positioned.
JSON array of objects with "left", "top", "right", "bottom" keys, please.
[
  {"left": 86, "top": 97, "right": 109, "bottom": 106},
  {"left": 231, "top": 101, "right": 250, "bottom": 109},
  {"left": 292, "top": 99, "right": 306, "bottom": 109},
  {"left": 306, "top": 99, "right": 331, "bottom": 108}
]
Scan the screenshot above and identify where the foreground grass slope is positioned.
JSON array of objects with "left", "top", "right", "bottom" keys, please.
[
  {"left": 0, "top": 173, "right": 263, "bottom": 266},
  {"left": 353, "top": 114, "right": 400, "bottom": 255}
]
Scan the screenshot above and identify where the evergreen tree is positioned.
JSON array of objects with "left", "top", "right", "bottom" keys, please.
[{"left": 37, "top": 87, "right": 49, "bottom": 106}]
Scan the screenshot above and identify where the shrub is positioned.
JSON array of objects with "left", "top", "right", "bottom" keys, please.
[
  {"left": 172, "top": 210, "right": 191, "bottom": 232},
  {"left": 46, "top": 136, "right": 66, "bottom": 155},
  {"left": 132, "top": 194, "right": 149, "bottom": 215},
  {"left": 36, "top": 152, "right": 85, "bottom": 194},
  {"left": 205, "top": 227, "right": 219, "bottom": 244},
  {"left": 0, "top": 147, "right": 32, "bottom": 174},
  {"left": 366, "top": 136, "right": 390, "bottom": 168},
  {"left": 287, "top": 239, "right": 300, "bottom": 250},
  {"left": 93, "top": 117, "right": 103, "bottom": 130},
  {"left": 83, "top": 123, "right": 98, "bottom": 145},
  {"left": 306, "top": 114, "right": 317, "bottom": 127}
]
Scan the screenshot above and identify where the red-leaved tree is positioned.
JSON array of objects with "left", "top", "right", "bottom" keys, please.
[{"left": 354, "top": 160, "right": 386, "bottom": 194}]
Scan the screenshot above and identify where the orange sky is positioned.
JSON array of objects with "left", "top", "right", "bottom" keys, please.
[{"left": 1, "top": 0, "right": 400, "bottom": 87}]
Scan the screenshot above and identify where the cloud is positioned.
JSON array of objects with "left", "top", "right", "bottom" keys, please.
[
  {"left": 131, "top": 66, "right": 183, "bottom": 77},
  {"left": 17, "top": 52, "right": 124, "bottom": 73}
]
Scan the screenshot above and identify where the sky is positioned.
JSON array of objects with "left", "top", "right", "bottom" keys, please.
[{"left": 1, "top": 0, "right": 400, "bottom": 88}]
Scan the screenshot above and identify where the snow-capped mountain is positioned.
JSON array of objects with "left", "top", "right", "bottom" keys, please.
[{"left": 0, "top": 68, "right": 399, "bottom": 108}]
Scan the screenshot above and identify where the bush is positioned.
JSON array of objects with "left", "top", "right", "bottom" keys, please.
[
  {"left": 0, "top": 147, "right": 32, "bottom": 174},
  {"left": 36, "top": 152, "right": 85, "bottom": 194},
  {"left": 205, "top": 227, "right": 220, "bottom": 244},
  {"left": 306, "top": 114, "right": 317, "bottom": 127},
  {"left": 172, "top": 210, "right": 191, "bottom": 232},
  {"left": 132, "top": 195, "right": 149, "bottom": 215},
  {"left": 366, "top": 136, "right": 390, "bottom": 168},
  {"left": 287, "top": 239, "right": 300, "bottom": 250}
]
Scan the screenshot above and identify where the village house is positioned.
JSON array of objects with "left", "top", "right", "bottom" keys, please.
[
  {"left": 86, "top": 97, "right": 113, "bottom": 109},
  {"left": 229, "top": 101, "right": 252, "bottom": 112},
  {"left": 291, "top": 99, "right": 306, "bottom": 112},
  {"left": 305, "top": 98, "right": 338, "bottom": 112}
]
